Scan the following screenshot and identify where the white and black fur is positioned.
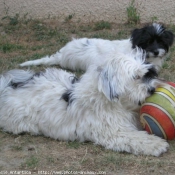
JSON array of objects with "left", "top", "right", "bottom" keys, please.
[
  {"left": 20, "top": 23, "right": 174, "bottom": 71},
  {"left": 131, "top": 23, "right": 174, "bottom": 69},
  {"left": 0, "top": 50, "right": 168, "bottom": 156}
]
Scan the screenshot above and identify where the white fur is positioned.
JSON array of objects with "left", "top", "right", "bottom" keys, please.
[
  {"left": 153, "top": 23, "right": 164, "bottom": 35},
  {"left": 20, "top": 37, "right": 166, "bottom": 71},
  {"left": 1, "top": 51, "right": 168, "bottom": 156}
]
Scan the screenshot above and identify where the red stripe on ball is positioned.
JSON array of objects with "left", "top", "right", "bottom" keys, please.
[{"left": 167, "top": 82, "right": 175, "bottom": 88}]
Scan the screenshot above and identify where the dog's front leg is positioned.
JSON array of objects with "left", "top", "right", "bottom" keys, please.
[{"left": 96, "top": 131, "right": 169, "bottom": 156}]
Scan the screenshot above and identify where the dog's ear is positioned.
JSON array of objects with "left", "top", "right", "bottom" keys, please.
[
  {"left": 162, "top": 30, "right": 174, "bottom": 47},
  {"left": 130, "top": 28, "right": 144, "bottom": 49},
  {"left": 97, "top": 66, "right": 120, "bottom": 101}
]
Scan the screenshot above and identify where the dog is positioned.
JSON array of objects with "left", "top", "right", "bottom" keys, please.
[
  {"left": 0, "top": 49, "right": 169, "bottom": 156},
  {"left": 20, "top": 23, "right": 174, "bottom": 71}
]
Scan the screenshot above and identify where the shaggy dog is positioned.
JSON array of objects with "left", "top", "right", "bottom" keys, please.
[
  {"left": 20, "top": 23, "right": 174, "bottom": 71},
  {"left": 0, "top": 50, "right": 168, "bottom": 156}
]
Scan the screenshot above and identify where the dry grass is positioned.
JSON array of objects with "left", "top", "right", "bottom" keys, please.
[{"left": 0, "top": 17, "right": 175, "bottom": 175}]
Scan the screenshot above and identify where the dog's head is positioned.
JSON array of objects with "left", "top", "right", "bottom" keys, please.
[
  {"left": 98, "top": 49, "right": 161, "bottom": 105},
  {"left": 131, "top": 23, "right": 174, "bottom": 60}
]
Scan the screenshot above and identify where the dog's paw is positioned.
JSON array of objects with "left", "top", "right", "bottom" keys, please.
[
  {"left": 152, "top": 140, "right": 169, "bottom": 157},
  {"left": 135, "top": 134, "right": 169, "bottom": 156},
  {"left": 113, "top": 131, "right": 169, "bottom": 156}
]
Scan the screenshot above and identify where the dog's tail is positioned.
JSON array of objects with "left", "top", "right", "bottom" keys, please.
[
  {"left": 0, "top": 69, "right": 35, "bottom": 91},
  {"left": 20, "top": 52, "right": 60, "bottom": 67}
]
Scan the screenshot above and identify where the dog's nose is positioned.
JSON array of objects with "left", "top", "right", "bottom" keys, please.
[
  {"left": 154, "top": 50, "right": 159, "bottom": 56},
  {"left": 148, "top": 87, "right": 155, "bottom": 95}
]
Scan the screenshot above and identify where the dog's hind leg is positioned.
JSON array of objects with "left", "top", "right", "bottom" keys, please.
[{"left": 20, "top": 52, "right": 60, "bottom": 67}]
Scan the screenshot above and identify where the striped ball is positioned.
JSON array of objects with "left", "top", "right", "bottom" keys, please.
[{"left": 140, "top": 82, "right": 175, "bottom": 140}]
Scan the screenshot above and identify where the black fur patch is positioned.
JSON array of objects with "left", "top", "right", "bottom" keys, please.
[
  {"left": 10, "top": 71, "right": 43, "bottom": 89},
  {"left": 62, "top": 90, "right": 73, "bottom": 103},
  {"left": 10, "top": 81, "right": 26, "bottom": 89},
  {"left": 142, "top": 65, "right": 158, "bottom": 83},
  {"left": 141, "top": 65, "right": 158, "bottom": 95},
  {"left": 62, "top": 76, "right": 79, "bottom": 104},
  {"left": 62, "top": 89, "right": 76, "bottom": 105}
]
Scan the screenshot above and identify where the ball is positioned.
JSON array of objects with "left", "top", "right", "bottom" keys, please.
[{"left": 140, "top": 82, "right": 175, "bottom": 140}]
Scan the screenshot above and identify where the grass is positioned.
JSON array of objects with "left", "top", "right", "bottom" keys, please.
[
  {"left": 126, "top": 0, "right": 140, "bottom": 24},
  {"left": 67, "top": 141, "right": 82, "bottom": 149},
  {"left": 0, "top": 17, "right": 175, "bottom": 174},
  {"left": 0, "top": 43, "right": 24, "bottom": 53},
  {"left": 24, "top": 156, "right": 39, "bottom": 168},
  {"left": 93, "top": 20, "right": 112, "bottom": 30},
  {"left": 65, "top": 14, "right": 75, "bottom": 22}
]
